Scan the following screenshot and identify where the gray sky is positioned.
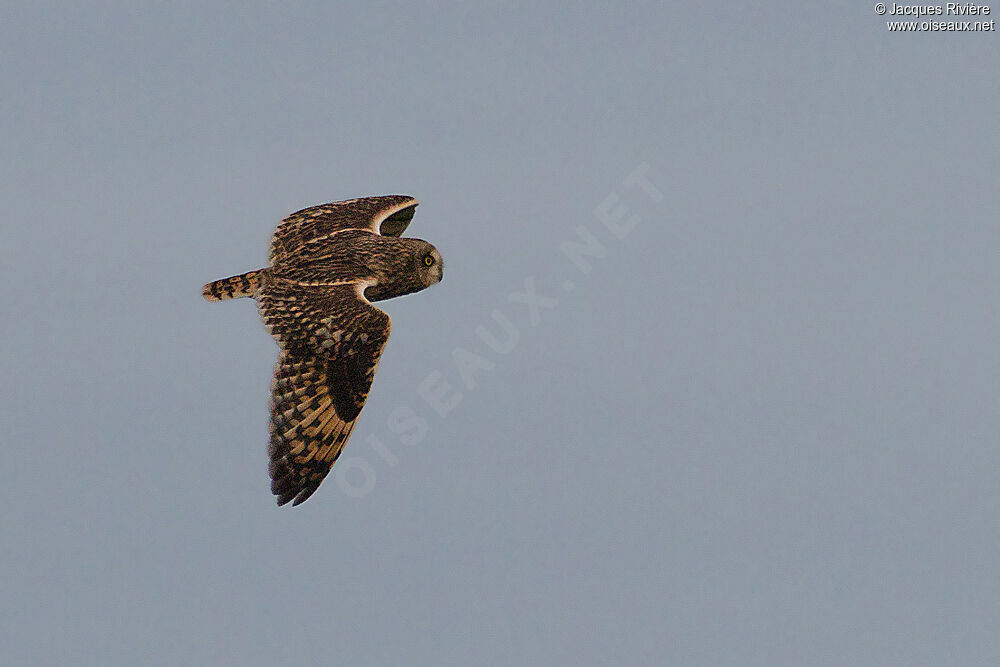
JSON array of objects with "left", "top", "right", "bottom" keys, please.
[{"left": 2, "top": 2, "right": 999, "bottom": 664}]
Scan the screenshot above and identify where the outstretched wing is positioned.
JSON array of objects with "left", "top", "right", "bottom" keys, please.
[
  {"left": 258, "top": 280, "right": 391, "bottom": 505},
  {"left": 269, "top": 195, "right": 418, "bottom": 264}
]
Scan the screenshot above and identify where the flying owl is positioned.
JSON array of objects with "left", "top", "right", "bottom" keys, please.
[{"left": 203, "top": 195, "right": 443, "bottom": 506}]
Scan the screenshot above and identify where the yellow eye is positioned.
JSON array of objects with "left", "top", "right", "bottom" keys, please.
[{"left": 423, "top": 255, "right": 434, "bottom": 266}]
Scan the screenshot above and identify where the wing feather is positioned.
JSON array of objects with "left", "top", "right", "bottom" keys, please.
[
  {"left": 259, "top": 281, "right": 391, "bottom": 505},
  {"left": 269, "top": 195, "right": 418, "bottom": 263}
]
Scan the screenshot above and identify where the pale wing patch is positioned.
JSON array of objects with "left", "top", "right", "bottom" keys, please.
[{"left": 269, "top": 354, "right": 359, "bottom": 506}]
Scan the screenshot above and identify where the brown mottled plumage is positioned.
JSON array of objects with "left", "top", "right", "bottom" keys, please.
[{"left": 203, "top": 196, "right": 443, "bottom": 506}]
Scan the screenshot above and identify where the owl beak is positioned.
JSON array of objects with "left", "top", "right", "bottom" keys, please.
[{"left": 433, "top": 251, "right": 444, "bottom": 283}]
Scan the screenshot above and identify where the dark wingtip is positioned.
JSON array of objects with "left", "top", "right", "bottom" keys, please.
[
  {"left": 291, "top": 486, "right": 318, "bottom": 506},
  {"left": 272, "top": 475, "right": 318, "bottom": 507},
  {"left": 272, "top": 470, "right": 299, "bottom": 506}
]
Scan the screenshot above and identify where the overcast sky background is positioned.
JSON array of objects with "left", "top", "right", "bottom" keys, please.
[{"left": 2, "top": 2, "right": 999, "bottom": 665}]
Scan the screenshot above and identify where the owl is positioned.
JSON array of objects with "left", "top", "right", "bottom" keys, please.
[{"left": 203, "top": 195, "right": 443, "bottom": 506}]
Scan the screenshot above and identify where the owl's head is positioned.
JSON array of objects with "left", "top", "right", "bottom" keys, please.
[
  {"left": 363, "top": 237, "right": 444, "bottom": 303},
  {"left": 414, "top": 240, "right": 444, "bottom": 287}
]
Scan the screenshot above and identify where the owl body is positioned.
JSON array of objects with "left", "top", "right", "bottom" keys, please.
[
  {"left": 270, "top": 230, "right": 442, "bottom": 302},
  {"left": 203, "top": 195, "right": 442, "bottom": 506}
]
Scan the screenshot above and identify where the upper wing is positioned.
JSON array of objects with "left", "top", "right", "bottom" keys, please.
[
  {"left": 268, "top": 195, "right": 418, "bottom": 263},
  {"left": 258, "top": 280, "right": 391, "bottom": 505}
]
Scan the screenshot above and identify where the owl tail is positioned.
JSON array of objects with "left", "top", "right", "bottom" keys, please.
[{"left": 202, "top": 268, "right": 269, "bottom": 301}]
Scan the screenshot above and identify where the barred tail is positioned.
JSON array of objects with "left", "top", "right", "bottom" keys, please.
[{"left": 202, "top": 268, "right": 269, "bottom": 301}]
